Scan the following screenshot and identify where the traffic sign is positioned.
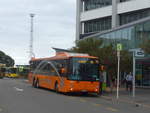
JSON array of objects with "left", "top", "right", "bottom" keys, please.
[
  {"left": 135, "top": 49, "right": 144, "bottom": 57},
  {"left": 117, "top": 44, "right": 122, "bottom": 51}
]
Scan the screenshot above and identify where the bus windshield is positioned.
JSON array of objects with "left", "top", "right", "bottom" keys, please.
[
  {"left": 10, "top": 68, "right": 17, "bottom": 73},
  {"left": 68, "top": 57, "right": 99, "bottom": 81}
]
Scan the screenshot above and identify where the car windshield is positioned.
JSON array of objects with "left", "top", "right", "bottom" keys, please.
[{"left": 68, "top": 57, "right": 99, "bottom": 81}]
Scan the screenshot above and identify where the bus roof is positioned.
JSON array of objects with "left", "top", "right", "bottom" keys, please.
[{"left": 31, "top": 52, "right": 98, "bottom": 61}]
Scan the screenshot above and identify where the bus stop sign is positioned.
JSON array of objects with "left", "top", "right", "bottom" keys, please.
[{"left": 117, "top": 44, "right": 122, "bottom": 51}]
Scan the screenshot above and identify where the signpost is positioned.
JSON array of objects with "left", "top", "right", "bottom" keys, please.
[
  {"left": 116, "top": 43, "right": 122, "bottom": 99},
  {"left": 130, "top": 48, "right": 144, "bottom": 98},
  {"left": 133, "top": 52, "right": 135, "bottom": 98}
]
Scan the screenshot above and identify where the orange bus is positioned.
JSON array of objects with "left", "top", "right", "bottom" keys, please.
[{"left": 28, "top": 52, "right": 100, "bottom": 95}]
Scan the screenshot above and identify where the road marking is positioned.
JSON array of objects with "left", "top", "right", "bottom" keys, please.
[
  {"left": 106, "top": 107, "right": 118, "bottom": 112},
  {"left": 101, "top": 96, "right": 113, "bottom": 100},
  {"left": 24, "top": 80, "right": 28, "bottom": 82},
  {"left": 14, "top": 87, "right": 24, "bottom": 92},
  {"left": 68, "top": 97, "right": 77, "bottom": 100},
  {"left": 0, "top": 108, "right": 2, "bottom": 112},
  {"left": 79, "top": 98, "right": 87, "bottom": 102},
  {"left": 92, "top": 103, "right": 101, "bottom": 107},
  {"left": 68, "top": 96, "right": 119, "bottom": 112}
]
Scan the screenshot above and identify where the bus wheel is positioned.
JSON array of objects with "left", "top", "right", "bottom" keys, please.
[
  {"left": 55, "top": 82, "right": 59, "bottom": 93},
  {"left": 35, "top": 79, "right": 39, "bottom": 88},
  {"left": 95, "top": 93, "right": 100, "bottom": 97}
]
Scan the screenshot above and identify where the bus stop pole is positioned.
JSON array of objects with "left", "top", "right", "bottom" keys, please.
[
  {"left": 117, "top": 51, "right": 120, "bottom": 99},
  {"left": 133, "top": 51, "right": 135, "bottom": 98}
]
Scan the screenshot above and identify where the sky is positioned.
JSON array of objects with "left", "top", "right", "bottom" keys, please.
[{"left": 0, "top": 0, "right": 76, "bottom": 65}]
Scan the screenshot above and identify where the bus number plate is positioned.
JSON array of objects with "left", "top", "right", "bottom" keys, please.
[{"left": 81, "top": 90, "right": 87, "bottom": 92}]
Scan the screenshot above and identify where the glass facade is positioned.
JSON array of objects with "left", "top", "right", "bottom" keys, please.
[
  {"left": 98, "top": 27, "right": 134, "bottom": 49},
  {"left": 84, "top": 16, "right": 112, "bottom": 34},
  {"left": 120, "top": 8, "right": 150, "bottom": 25},
  {"left": 95, "top": 19, "right": 150, "bottom": 50},
  {"left": 83, "top": 0, "right": 112, "bottom": 11},
  {"left": 82, "top": 0, "right": 132, "bottom": 11},
  {"left": 136, "top": 59, "right": 150, "bottom": 87},
  {"left": 85, "top": 19, "right": 150, "bottom": 86}
]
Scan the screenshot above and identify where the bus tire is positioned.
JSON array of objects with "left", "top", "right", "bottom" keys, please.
[
  {"left": 55, "top": 82, "right": 59, "bottom": 93},
  {"left": 96, "top": 93, "right": 100, "bottom": 97}
]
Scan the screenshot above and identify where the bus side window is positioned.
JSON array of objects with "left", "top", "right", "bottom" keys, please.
[
  {"left": 49, "top": 64, "right": 56, "bottom": 76},
  {"left": 67, "top": 58, "right": 72, "bottom": 76},
  {"left": 30, "top": 60, "right": 43, "bottom": 74},
  {"left": 53, "top": 60, "right": 68, "bottom": 77}
]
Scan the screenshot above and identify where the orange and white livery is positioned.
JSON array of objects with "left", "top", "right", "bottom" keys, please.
[{"left": 28, "top": 52, "right": 100, "bottom": 95}]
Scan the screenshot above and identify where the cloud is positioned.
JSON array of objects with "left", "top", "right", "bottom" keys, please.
[{"left": 0, "top": 0, "right": 76, "bottom": 65}]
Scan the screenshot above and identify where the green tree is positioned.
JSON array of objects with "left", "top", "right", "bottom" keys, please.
[
  {"left": 0, "top": 51, "right": 15, "bottom": 67},
  {"left": 72, "top": 38, "right": 103, "bottom": 56},
  {"left": 71, "top": 38, "right": 132, "bottom": 83},
  {"left": 141, "top": 39, "right": 150, "bottom": 54},
  {"left": 119, "top": 50, "right": 133, "bottom": 76}
]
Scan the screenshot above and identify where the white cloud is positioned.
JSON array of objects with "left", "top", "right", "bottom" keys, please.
[{"left": 0, "top": 0, "right": 76, "bottom": 65}]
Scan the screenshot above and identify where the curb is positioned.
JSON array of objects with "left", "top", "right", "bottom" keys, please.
[{"left": 101, "top": 95, "right": 150, "bottom": 109}]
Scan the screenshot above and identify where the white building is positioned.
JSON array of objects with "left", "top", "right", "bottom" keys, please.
[
  {"left": 76, "top": 0, "right": 150, "bottom": 87},
  {"left": 76, "top": 0, "right": 150, "bottom": 40}
]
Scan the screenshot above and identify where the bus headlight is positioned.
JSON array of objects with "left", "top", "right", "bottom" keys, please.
[
  {"left": 70, "top": 88, "right": 73, "bottom": 91},
  {"left": 96, "top": 85, "right": 99, "bottom": 89}
]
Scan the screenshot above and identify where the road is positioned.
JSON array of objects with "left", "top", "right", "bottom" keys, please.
[{"left": 0, "top": 78, "right": 150, "bottom": 113}]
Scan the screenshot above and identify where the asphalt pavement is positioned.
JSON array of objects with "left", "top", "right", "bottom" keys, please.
[{"left": 0, "top": 78, "right": 150, "bottom": 113}]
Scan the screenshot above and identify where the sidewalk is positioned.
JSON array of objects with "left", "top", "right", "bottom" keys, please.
[{"left": 102, "top": 88, "right": 150, "bottom": 108}]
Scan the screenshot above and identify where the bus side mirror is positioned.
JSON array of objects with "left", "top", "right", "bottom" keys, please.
[
  {"left": 60, "top": 68, "right": 67, "bottom": 74},
  {"left": 100, "top": 65, "right": 105, "bottom": 71}
]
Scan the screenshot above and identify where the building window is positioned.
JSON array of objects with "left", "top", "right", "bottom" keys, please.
[
  {"left": 83, "top": 0, "right": 112, "bottom": 11},
  {"left": 120, "top": 8, "right": 150, "bottom": 25},
  {"left": 95, "top": 19, "right": 150, "bottom": 50},
  {"left": 84, "top": 17, "right": 112, "bottom": 34},
  {"left": 120, "top": 0, "right": 131, "bottom": 2}
]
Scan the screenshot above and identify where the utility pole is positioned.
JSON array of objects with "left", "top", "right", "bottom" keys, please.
[{"left": 29, "top": 13, "right": 35, "bottom": 59}]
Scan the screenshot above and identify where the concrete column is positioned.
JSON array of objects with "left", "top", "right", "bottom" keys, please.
[
  {"left": 76, "top": 0, "right": 82, "bottom": 41},
  {"left": 81, "top": 22, "right": 84, "bottom": 34},
  {"left": 112, "top": 0, "right": 119, "bottom": 29}
]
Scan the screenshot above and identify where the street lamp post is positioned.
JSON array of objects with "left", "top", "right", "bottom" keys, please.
[{"left": 29, "top": 13, "right": 35, "bottom": 59}]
